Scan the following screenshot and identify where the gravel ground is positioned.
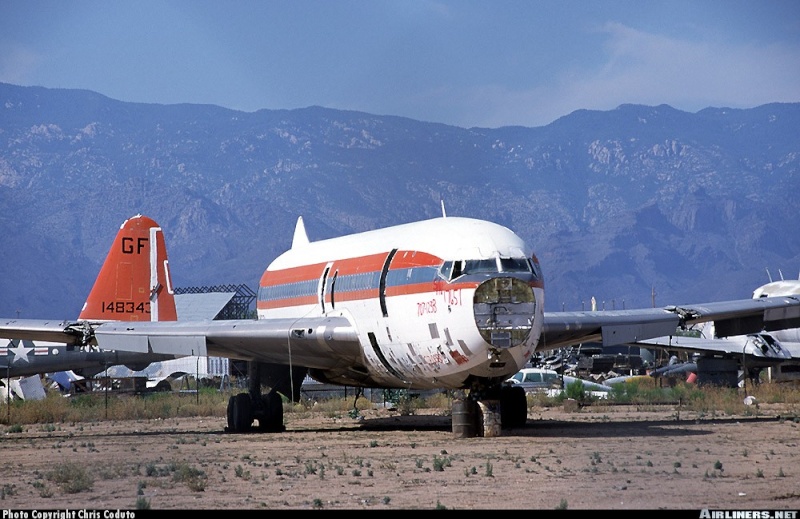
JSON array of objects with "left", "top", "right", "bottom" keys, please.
[{"left": 1, "top": 402, "right": 799, "bottom": 510}]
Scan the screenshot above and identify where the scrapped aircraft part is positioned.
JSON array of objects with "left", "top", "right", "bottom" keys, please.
[
  {"left": 668, "top": 295, "right": 800, "bottom": 337},
  {"left": 696, "top": 357, "right": 738, "bottom": 387},
  {"left": 473, "top": 277, "right": 535, "bottom": 348}
]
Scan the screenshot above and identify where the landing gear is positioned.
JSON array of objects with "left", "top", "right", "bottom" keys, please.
[
  {"left": 228, "top": 392, "right": 252, "bottom": 433},
  {"left": 451, "top": 384, "right": 528, "bottom": 438},
  {"left": 257, "top": 391, "right": 285, "bottom": 432},
  {"left": 226, "top": 389, "right": 286, "bottom": 433},
  {"left": 225, "top": 361, "right": 303, "bottom": 433}
]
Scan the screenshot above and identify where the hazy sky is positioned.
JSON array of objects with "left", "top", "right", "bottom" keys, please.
[{"left": 2, "top": 0, "right": 799, "bottom": 128}]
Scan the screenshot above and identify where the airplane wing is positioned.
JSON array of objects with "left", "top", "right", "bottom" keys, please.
[
  {"left": 89, "top": 316, "right": 361, "bottom": 370},
  {"left": 4, "top": 294, "right": 799, "bottom": 367},
  {"left": 0, "top": 338, "right": 179, "bottom": 379},
  {"left": 0, "top": 315, "right": 362, "bottom": 371},
  {"left": 540, "top": 295, "right": 800, "bottom": 351},
  {"left": 626, "top": 334, "right": 794, "bottom": 364}
]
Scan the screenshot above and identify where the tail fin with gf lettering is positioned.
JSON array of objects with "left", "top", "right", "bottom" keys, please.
[{"left": 78, "top": 214, "right": 177, "bottom": 322}]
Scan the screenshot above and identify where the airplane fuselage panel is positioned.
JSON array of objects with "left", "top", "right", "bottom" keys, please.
[{"left": 257, "top": 218, "right": 544, "bottom": 390}]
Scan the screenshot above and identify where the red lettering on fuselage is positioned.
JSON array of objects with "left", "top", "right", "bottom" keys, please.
[{"left": 421, "top": 353, "right": 446, "bottom": 365}]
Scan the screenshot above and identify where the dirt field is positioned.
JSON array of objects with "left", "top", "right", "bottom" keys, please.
[{"left": 1, "top": 402, "right": 799, "bottom": 510}]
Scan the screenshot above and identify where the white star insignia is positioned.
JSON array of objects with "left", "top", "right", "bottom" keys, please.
[{"left": 8, "top": 339, "right": 34, "bottom": 364}]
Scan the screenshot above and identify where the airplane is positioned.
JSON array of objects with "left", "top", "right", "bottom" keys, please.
[
  {"left": 1, "top": 214, "right": 181, "bottom": 385},
  {"left": 628, "top": 275, "right": 800, "bottom": 387},
  {"left": 2, "top": 212, "right": 799, "bottom": 437}
]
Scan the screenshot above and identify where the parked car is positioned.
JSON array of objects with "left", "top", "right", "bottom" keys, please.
[
  {"left": 504, "top": 367, "right": 562, "bottom": 392},
  {"left": 505, "top": 367, "right": 611, "bottom": 399}
]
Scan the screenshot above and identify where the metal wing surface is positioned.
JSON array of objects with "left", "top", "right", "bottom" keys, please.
[
  {"left": 541, "top": 295, "right": 800, "bottom": 351},
  {"left": 0, "top": 316, "right": 360, "bottom": 370},
  {"left": 628, "top": 334, "right": 795, "bottom": 362},
  {"left": 90, "top": 316, "right": 361, "bottom": 370},
  {"left": 3, "top": 295, "right": 799, "bottom": 367}
]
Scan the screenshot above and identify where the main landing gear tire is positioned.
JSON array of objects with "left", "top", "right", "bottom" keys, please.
[{"left": 257, "top": 391, "right": 285, "bottom": 432}]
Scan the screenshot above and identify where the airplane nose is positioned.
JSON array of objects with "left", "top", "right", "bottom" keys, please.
[{"left": 473, "top": 276, "right": 536, "bottom": 348}]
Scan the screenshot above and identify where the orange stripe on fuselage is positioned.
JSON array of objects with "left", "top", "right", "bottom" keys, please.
[
  {"left": 259, "top": 262, "right": 327, "bottom": 287},
  {"left": 258, "top": 249, "right": 541, "bottom": 310},
  {"left": 259, "top": 250, "right": 443, "bottom": 309},
  {"left": 387, "top": 251, "right": 441, "bottom": 269}
]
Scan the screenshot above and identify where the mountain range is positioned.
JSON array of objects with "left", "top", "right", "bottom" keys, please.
[{"left": 1, "top": 82, "right": 798, "bottom": 320}]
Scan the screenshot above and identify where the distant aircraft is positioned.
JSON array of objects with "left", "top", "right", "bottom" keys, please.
[
  {"left": 629, "top": 276, "right": 800, "bottom": 386},
  {"left": 0, "top": 214, "right": 180, "bottom": 382},
  {"left": 2, "top": 212, "right": 799, "bottom": 437}
]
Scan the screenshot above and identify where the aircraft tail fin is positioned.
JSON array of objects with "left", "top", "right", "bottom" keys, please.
[
  {"left": 291, "top": 216, "right": 309, "bottom": 248},
  {"left": 78, "top": 214, "right": 178, "bottom": 322}
]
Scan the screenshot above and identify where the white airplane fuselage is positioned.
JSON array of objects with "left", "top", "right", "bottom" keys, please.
[{"left": 256, "top": 217, "right": 545, "bottom": 390}]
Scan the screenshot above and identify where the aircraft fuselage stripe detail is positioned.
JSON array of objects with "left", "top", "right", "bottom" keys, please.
[
  {"left": 258, "top": 266, "right": 543, "bottom": 312},
  {"left": 258, "top": 251, "right": 443, "bottom": 308}
]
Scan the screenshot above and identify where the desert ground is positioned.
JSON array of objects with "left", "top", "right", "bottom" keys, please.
[{"left": 1, "top": 402, "right": 799, "bottom": 511}]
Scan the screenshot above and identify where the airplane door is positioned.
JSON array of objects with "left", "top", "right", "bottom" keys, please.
[
  {"left": 319, "top": 264, "right": 332, "bottom": 313},
  {"left": 379, "top": 249, "right": 398, "bottom": 317},
  {"left": 329, "top": 271, "right": 338, "bottom": 310}
]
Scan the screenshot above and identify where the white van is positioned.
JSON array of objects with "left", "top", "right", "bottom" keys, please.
[{"left": 504, "top": 367, "right": 561, "bottom": 392}]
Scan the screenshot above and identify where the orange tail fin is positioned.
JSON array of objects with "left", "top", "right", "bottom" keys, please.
[{"left": 78, "top": 214, "right": 178, "bottom": 322}]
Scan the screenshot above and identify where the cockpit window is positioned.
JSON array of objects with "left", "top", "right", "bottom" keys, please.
[
  {"left": 499, "top": 257, "right": 532, "bottom": 273},
  {"left": 439, "top": 256, "right": 537, "bottom": 281},
  {"left": 439, "top": 261, "right": 453, "bottom": 280},
  {"left": 464, "top": 259, "right": 497, "bottom": 274}
]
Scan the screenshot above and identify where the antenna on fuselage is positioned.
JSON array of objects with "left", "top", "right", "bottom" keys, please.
[
  {"left": 766, "top": 267, "right": 773, "bottom": 283},
  {"left": 441, "top": 199, "right": 447, "bottom": 218}
]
